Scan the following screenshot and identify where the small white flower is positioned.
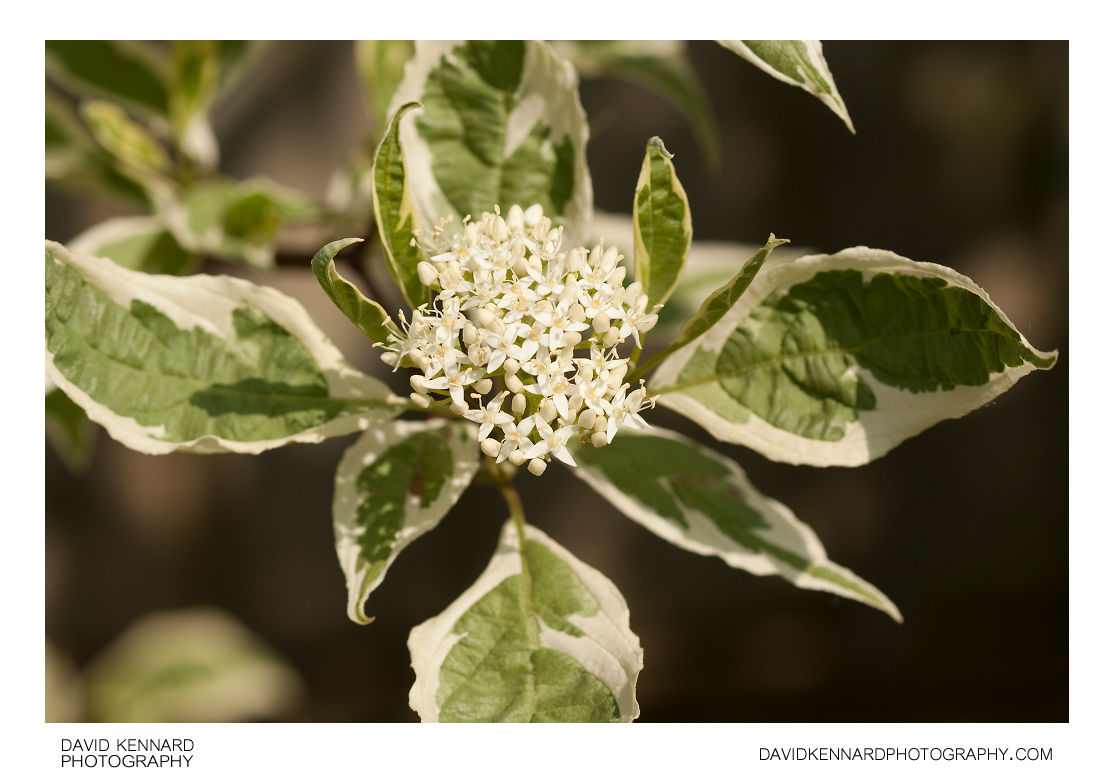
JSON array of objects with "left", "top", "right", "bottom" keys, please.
[{"left": 463, "top": 392, "right": 514, "bottom": 441}]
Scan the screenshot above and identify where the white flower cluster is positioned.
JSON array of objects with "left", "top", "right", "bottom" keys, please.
[{"left": 381, "top": 204, "right": 658, "bottom": 476}]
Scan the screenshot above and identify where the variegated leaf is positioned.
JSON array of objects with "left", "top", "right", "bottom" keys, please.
[
  {"left": 719, "top": 40, "right": 854, "bottom": 133},
  {"left": 334, "top": 419, "right": 479, "bottom": 624},
  {"left": 570, "top": 428, "right": 900, "bottom": 620},
  {"left": 408, "top": 521, "right": 642, "bottom": 722},
  {"left": 651, "top": 247, "right": 1057, "bottom": 466},
  {"left": 45, "top": 239, "right": 402, "bottom": 455},
  {"left": 633, "top": 137, "right": 692, "bottom": 308},
  {"left": 388, "top": 40, "right": 593, "bottom": 244},
  {"left": 372, "top": 102, "right": 427, "bottom": 307}
]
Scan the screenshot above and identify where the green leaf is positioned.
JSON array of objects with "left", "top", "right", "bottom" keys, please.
[
  {"left": 719, "top": 40, "right": 855, "bottom": 133},
  {"left": 46, "top": 40, "right": 170, "bottom": 120},
  {"left": 409, "top": 520, "right": 642, "bottom": 722},
  {"left": 45, "top": 239, "right": 402, "bottom": 455},
  {"left": 84, "top": 608, "right": 303, "bottom": 722},
  {"left": 389, "top": 40, "right": 593, "bottom": 243},
  {"left": 45, "top": 387, "right": 97, "bottom": 473},
  {"left": 570, "top": 428, "right": 900, "bottom": 620},
  {"left": 356, "top": 40, "right": 414, "bottom": 135},
  {"left": 633, "top": 137, "right": 692, "bottom": 308},
  {"left": 334, "top": 420, "right": 479, "bottom": 624},
  {"left": 69, "top": 216, "right": 199, "bottom": 276},
  {"left": 372, "top": 102, "right": 427, "bottom": 307},
  {"left": 163, "top": 178, "right": 323, "bottom": 268},
  {"left": 558, "top": 40, "right": 719, "bottom": 165},
  {"left": 312, "top": 238, "right": 399, "bottom": 345},
  {"left": 651, "top": 247, "right": 1057, "bottom": 466}
]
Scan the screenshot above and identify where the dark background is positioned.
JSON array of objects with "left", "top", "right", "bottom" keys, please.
[{"left": 46, "top": 41, "right": 1068, "bottom": 722}]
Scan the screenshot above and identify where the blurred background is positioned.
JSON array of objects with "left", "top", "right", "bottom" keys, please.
[{"left": 45, "top": 40, "right": 1067, "bottom": 722}]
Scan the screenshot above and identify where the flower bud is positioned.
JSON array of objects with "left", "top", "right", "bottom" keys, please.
[
  {"left": 409, "top": 392, "right": 432, "bottom": 408},
  {"left": 474, "top": 378, "right": 493, "bottom": 395},
  {"left": 524, "top": 204, "right": 543, "bottom": 226},
  {"left": 568, "top": 303, "right": 585, "bottom": 323},
  {"left": 592, "top": 313, "right": 611, "bottom": 335},
  {"left": 591, "top": 431, "right": 609, "bottom": 448},
  {"left": 602, "top": 246, "right": 619, "bottom": 269},
  {"left": 409, "top": 375, "right": 428, "bottom": 393},
  {"left": 602, "top": 327, "right": 620, "bottom": 347},
  {"left": 450, "top": 401, "right": 468, "bottom": 416},
  {"left": 508, "top": 449, "right": 527, "bottom": 466},
  {"left": 481, "top": 438, "right": 501, "bottom": 457},
  {"left": 607, "top": 267, "right": 625, "bottom": 288},
  {"left": 379, "top": 350, "right": 399, "bottom": 366},
  {"left": 512, "top": 393, "right": 526, "bottom": 415},
  {"left": 505, "top": 373, "right": 523, "bottom": 394},
  {"left": 503, "top": 357, "right": 520, "bottom": 376},
  {"left": 578, "top": 410, "right": 597, "bottom": 430},
  {"left": 506, "top": 204, "right": 524, "bottom": 229},
  {"left": 623, "top": 281, "right": 643, "bottom": 306},
  {"left": 528, "top": 458, "right": 547, "bottom": 476},
  {"left": 539, "top": 399, "right": 557, "bottom": 422},
  {"left": 462, "top": 322, "right": 479, "bottom": 346},
  {"left": 417, "top": 261, "right": 439, "bottom": 287}
]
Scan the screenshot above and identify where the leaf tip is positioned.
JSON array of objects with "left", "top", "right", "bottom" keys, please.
[{"left": 646, "top": 136, "right": 673, "bottom": 159}]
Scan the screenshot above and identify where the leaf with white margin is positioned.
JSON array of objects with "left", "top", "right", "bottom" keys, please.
[
  {"left": 388, "top": 40, "right": 593, "bottom": 243},
  {"left": 372, "top": 102, "right": 427, "bottom": 308},
  {"left": 70, "top": 215, "right": 198, "bottom": 276},
  {"left": 719, "top": 40, "right": 855, "bottom": 133},
  {"left": 45, "top": 239, "right": 403, "bottom": 455},
  {"left": 570, "top": 428, "right": 900, "bottom": 620},
  {"left": 334, "top": 419, "right": 479, "bottom": 624},
  {"left": 650, "top": 247, "right": 1057, "bottom": 466},
  {"left": 633, "top": 137, "right": 692, "bottom": 308},
  {"left": 409, "top": 520, "right": 642, "bottom": 722}
]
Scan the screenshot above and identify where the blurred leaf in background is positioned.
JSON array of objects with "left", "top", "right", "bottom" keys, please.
[{"left": 81, "top": 608, "right": 304, "bottom": 722}]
